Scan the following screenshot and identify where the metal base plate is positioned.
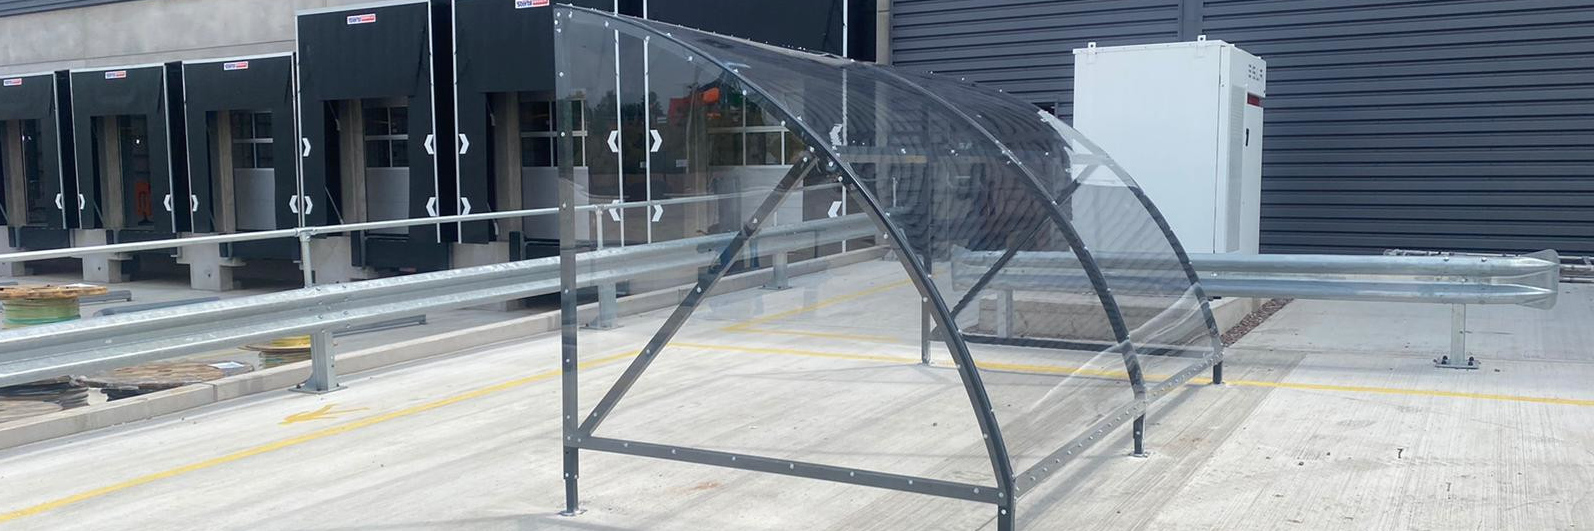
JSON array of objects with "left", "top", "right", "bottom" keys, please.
[
  {"left": 1433, "top": 355, "right": 1481, "bottom": 370},
  {"left": 290, "top": 383, "right": 346, "bottom": 395}
]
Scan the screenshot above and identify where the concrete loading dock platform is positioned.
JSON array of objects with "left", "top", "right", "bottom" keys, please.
[{"left": 0, "top": 260, "right": 1589, "bottom": 529}]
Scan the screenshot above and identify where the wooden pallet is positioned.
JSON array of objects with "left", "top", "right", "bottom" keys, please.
[{"left": 0, "top": 284, "right": 110, "bottom": 301}]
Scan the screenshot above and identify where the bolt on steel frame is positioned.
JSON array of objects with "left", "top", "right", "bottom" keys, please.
[{"left": 554, "top": 7, "right": 1225, "bottom": 529}]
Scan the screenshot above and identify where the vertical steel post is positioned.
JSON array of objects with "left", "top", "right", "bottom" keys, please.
[
  {"left": 555, "top": 10, "right": 581, "bottom": 517},
  {"left": 995, "top": 289, "right": 1014, "bottom": 338},
  {"left": 292, "top": 328, "right": 338, "bottom": 394},
  {"left": 298, "top": 232, "right": 313, "bottom": 288},
  {"left": 764, "top": 249, "right": 790, "bottom": 290},
  {"left": 588, "top": 282, "right": 618, "bottom": 329},
  {"left": 289, "top": 231, "right": 338, "bottom": 394},
  {"left": 1132, "top": 415, "right": 1147, "bottom": 458},
  {"left": 1435, "top": 304, "right": 1477, "bottom": 369}
]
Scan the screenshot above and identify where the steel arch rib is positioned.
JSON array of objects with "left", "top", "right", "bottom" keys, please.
[
  {"left": 558, "top": 6, "right": 1020, "bottom": 506},
  {"left": 886, "top": 67, "right": 1224, "bottom": 376},
  {"left": 864, "top": 64, "right": 1151, "bottom": 436},
  {"left": 1046, "top": 130, "right": 1228, "bottom": 372}
]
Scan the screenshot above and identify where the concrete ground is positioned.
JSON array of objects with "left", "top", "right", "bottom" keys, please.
[{"left": 0, "top": 261, "right": 1590, "bottom": 530}]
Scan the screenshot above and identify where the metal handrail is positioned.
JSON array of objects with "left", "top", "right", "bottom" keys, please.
[{"left": 0, "top": 183, "right": 842, "bottom": 264}]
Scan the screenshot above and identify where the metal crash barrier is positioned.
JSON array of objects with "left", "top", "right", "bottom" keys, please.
[
  {"left": 952, "top": 247, "right": 1562, "bottom": 368},
  {"left": 0, "top": 213, "right": 876, "bottom": 390}
]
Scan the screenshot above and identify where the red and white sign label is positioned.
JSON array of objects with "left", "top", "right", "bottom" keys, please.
[
  {"left": 516, "top": 0, "right": 550, "bottom": 8},
  {"left": 1, "top": 78, "right": 20, "bottom": 87},
  {"left": 224, "top": 61, "right": 250, "bottom": 71},
  {"left": 347, "top": 13, "right": 377, "bottom": 25},
  {"left": 105, "top": 70, "right": 128, "bottom": 80}
]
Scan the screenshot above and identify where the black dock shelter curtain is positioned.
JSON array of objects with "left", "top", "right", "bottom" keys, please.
[
  {"left": 297, "top": 0, "right": 441, "bottom": 242},
  {"left": 182, "top": 55, "right": 299, "bottom": 233},
  {"left": 70, "top": 64, "right": 185, "bottom": 233},
  {"left": 0, "top": 71, "right": 73, "bottom": 229},
  {"left": 451, "top": 0, "right": 615, "bottom": 243}
]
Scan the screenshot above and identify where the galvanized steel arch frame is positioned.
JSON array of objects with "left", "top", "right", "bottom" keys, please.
[{"left": 554, "top": 7, "right": 1224, "bottom": 530}]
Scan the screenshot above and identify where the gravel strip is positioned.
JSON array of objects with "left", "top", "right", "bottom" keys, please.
[{"left": 1221, "top": 298, "right": 1293, "bottom": 347}]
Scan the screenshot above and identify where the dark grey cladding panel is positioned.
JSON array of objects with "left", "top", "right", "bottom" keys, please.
[
  {"left": 647, "top": 0, "right": 849, "bottom": 56},
  {"left": 1207, "top": 0, "right": 1594, "bottom": 256},
  {"left": 0, "top": 0, "right": 133, "bottom": 17},
  {"left": 892, "top": 0, "right": 1594, "bottom": 256},
  {"left": 891, "top": 0, "right": 1182, "bottom": 115}
]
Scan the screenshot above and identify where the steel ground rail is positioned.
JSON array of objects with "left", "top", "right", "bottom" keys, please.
[{"left": 0, "top": 215, "right": 876, "bottom": 389}]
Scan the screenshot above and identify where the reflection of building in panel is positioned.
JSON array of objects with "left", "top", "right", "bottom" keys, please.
[{"left": 450, "top": 0, "right": 614, "bottom": 268}]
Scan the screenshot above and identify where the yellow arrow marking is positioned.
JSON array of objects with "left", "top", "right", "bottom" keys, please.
[{"left": 279, "top": 404, "right": 369, "bottom": 426}]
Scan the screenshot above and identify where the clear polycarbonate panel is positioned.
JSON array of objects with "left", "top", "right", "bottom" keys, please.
[
  {"left": 898, "top": 70, "right": 1220, "bottom": 379},
  {"left": 555, "top": 6, "right": 1219, "bottom": 501},
  {"left": 555, "top": 9, "right": 998, "bottom": 488},
  {"left": 601, "top": 14, "right": 1178, "bottom": 465}
]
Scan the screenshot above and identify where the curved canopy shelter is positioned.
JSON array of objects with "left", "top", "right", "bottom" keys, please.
[{"left": 553, "top": 6, "right": 1223, "bottom": 529}]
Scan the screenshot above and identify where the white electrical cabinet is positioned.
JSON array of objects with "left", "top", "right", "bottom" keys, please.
[{"left": 1072, "top": 38, "right": 1266, "bottom": 254}]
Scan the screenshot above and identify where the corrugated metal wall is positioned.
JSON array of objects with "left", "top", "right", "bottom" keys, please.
[
  {"left": 892, "top": 0, "right": 1185, "bottom": 119},
  {"left": 892, "top": 0, "right": 1594, "bottom": 256},
  {"left": 0, "top": 0, "right": 129, "bottom": 17}
]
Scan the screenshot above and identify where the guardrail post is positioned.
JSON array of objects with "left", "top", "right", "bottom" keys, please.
[
  {"left": 298, "top": 233, "right": 314, "bottom": 288},
  {"left": 294, "top": 329, "right": 341, "bottom": 394},
  {"left": 1435, "top": 304, "right": 1479, "bottom": 369},
  {"left": 995, "top": 289, "right": 1014, "bottom": 338},
  {"left": 763, "top": 250, "right": 790, "bottom": 290},
  {"left": 586, "top": 283, "right": 619, "bottom": 330}
]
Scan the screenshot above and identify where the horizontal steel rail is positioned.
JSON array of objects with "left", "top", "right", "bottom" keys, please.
[
  {"left": 0, "top": 183, "right": 841, "bottom": 264},
  {"left": 952, "top": 248, "right": 1561, "bottom": 309},
  {"left": 0, "top": 215, "right": 876, "bottom": 388},
  {"left": 1387, "top": 248, "right": 1594, "bottom": 284}
]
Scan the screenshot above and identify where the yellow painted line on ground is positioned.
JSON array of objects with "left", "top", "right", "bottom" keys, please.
[
  {"left": 1219, "top": 379, "right": 1594, "bottom": 407},
  {"left": 675, "top": 342, "right": 1594, "bottom": 408},
  {"left": 724, "top": 327, "right": 905, "bottom": 343},
  {"left": 722, "top": 279, "right": 912, "bottom": 332},
  {"left": 279, "top": 405, "right": 370, "bottom": 425},
  {"left": 673, "top": 342, "right": 912, "bottom": 364},
  {"left": 0, "top": 350, "right": 640, "bottom": 524},
  {"left": 975, "top": 359, "right": 1132, "bottom": 380}
]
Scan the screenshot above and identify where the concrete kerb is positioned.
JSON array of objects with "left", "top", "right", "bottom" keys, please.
[
  {"left": 1209, "top": 296, "right": 1262, "bottom": 333},
  {"left": 0, "top": 247, "right": 891, "bottom": 451}
]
